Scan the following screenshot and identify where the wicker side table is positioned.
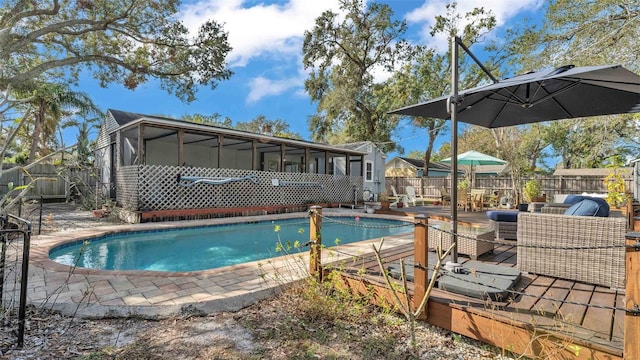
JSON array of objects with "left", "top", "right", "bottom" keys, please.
[
  {"left": 428, "top": 221, "right": 495, "bottom": 260},
  {"left": 528, "top": 202, "right": 546, "bottom": 212}
]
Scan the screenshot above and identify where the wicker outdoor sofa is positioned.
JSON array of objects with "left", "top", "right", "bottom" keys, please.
[
  {"left": 490, "top": 218, "right": 517, "bottom": 240},
  {"left": 517, "top": 212, "right": 626, "bottom": 289},
  {"left": 486, "top": 210, "right": 518, "bottom": 240},
  {"left": 540, "top": 203, "right": 571, "bottom": 214}
]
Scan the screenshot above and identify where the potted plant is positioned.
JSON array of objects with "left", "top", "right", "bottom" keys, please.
[
  {"left": 379, "top": 191, "right": 391, "bottom": 210},
  {"left": 523, "top": 180, "right": 545, "bottom": 203},
  {"left": 604, "top": 168, "right": 630, "bottom": 208},
  {"left": 457, "top": 178, "right": 470, "bottom": 191}
]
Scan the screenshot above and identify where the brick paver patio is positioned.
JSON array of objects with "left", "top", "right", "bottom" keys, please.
[{"left": 19, "top": 205, "right": 415, "bottom": 318}]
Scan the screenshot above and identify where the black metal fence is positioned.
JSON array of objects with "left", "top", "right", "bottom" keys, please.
[{"left": 1, "top": 214, "right": 31, "bottom": 348}]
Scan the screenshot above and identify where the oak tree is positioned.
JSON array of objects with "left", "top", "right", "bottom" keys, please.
[
  {"left": 383, "top": 2, "right": 497, "bottom": 173},
  {"left": 0, "top": 0, "right": 233, "bottom": 102},
  {"left": 302, "top": 0, "right": 410, "bottom": 151}
]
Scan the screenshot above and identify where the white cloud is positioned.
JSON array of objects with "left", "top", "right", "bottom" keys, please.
[
  {"left": 246, "top": 73, "right": 305, "bottom": 104},
  {"left": 180, "top": 0, "right": 342, "bottom": 67},
  {"left": 405, "top": 0, "right": 544, "bottom": 51},
  {"left": 179, "top": 0, "right": 344, "bottom": 103},
  {"left": 177, "top": 1, "right": 544, "bottom": 103}
]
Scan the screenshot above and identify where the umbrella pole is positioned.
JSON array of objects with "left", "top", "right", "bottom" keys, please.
[{"left": 448, "top": 36, "right": 460, "bottom": 269}]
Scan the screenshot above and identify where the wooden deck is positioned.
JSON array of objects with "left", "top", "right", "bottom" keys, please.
[{"left": 328, "top": 207, "right": 625, "bottom": 359}]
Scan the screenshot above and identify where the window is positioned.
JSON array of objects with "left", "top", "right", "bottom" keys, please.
[{"left": 365, "top": 161, "right": 373, "bottom": 181}]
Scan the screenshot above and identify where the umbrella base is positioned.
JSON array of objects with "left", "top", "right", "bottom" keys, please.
[
  {"left": 387, "top": 257, "right": 521, "bottom": 301},
  {"left": 444, "top": 261, "right": 463, "bottom": 273}
]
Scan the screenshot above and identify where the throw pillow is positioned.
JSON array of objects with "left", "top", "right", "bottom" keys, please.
[
  {"left": 563, "top": 195, "right": 586, "bottom": 205},
  {"left": 584, "top": 197, "right": 610, "bottom": 217},
  {"left": 564, "top": 199, "right": 602, "bottom": 217}
]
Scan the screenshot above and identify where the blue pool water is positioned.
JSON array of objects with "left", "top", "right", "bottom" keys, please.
[{"left": 49, "top": 217, "right": 411, "bottom": 272}]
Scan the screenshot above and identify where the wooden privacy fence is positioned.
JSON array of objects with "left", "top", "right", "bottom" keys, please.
[
  {"left": 387, "top": 175, "right": 633, "bottom": 201},
  {"left": 0, "top": 164, "right": 97, "bottom": 201}
]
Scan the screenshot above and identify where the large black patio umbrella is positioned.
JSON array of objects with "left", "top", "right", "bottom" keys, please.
[
  {"left": 390, "top": 64, "right": 640, "bottom": 128},
  {"left": 389, "top": 36, "right": 640, "bottom": 268}
]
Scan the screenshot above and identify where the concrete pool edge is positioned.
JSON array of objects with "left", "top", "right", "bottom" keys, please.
[
  {"left": 41, "top": 282, "right": 287, "bottom": 319},
  {"left": 26, "top": 210, "right": 415, "bottom": 318}
]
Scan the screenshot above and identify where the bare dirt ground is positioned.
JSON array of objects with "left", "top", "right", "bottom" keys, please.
[
  {"left": 3, "top": 291, "right": 514, "bottom": 360},
  {"left": 1, "top": 202, "right": 515, "bottom": 359}
]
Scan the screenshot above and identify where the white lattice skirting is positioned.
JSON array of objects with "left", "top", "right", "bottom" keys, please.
[{"left": 116, "top": 165, "right": 363, "bottom": 212}]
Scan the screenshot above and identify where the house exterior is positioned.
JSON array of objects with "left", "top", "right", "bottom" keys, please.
[
  {"left": 94, "top": 109, "right": 368, "bottom": 222},
  {"left": 336, "top": 141, "right": 386, "bottom": 197},
  {"left": 474, "top": 164, "right": 509, "bottom": 177},
  {"left": 385, "top": 156, "right": 452, "bottom": 177}
]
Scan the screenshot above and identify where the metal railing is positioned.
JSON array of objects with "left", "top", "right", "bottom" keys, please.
[{"left": 1, "top": 214, "right": 32, "bottom": 348}]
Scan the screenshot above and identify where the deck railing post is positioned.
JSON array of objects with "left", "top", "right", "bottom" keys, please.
[
  {"left": 413, "top": 214, "right": 428, "bottom": 311},
  {"left": 309, "top": 206, "right": 322, "bottom": 281},
  {"left": 625, "top": 235, "right": 640, "bottom": 359}
]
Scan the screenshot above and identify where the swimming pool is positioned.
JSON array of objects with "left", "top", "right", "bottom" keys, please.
[{"left": 49, "top": 216, "right": 412, "bottom": 272}]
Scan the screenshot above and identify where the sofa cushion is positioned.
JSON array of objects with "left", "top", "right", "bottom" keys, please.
[
  {"left": 486, "top": 210, "right": 519, "bottom": 222},
  {"left": 564, "top": 199, "right": 609, "bottom": 217},
  {"left": 563, "top": 195, "right": 586, "bottom": 205},
  {"left": 586, "top": 197, "right": 610, "bottom": 216}
]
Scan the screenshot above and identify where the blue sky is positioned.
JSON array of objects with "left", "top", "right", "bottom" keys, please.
[{"left": 72, "top": 0, "right": 545, "bottom": 159}]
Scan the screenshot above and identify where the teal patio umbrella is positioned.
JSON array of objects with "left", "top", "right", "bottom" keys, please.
[
  {"left": 441, "top": 150, "right": 507, "bottom": 187},
  {"left": 441, "top": 150, "right": 507, "bottom": 167}
]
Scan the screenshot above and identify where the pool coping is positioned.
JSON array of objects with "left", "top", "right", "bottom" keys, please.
[{"left": 25, "top": 210, "right": 415, "bottom": 318}]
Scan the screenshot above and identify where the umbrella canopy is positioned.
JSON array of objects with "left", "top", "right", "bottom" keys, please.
[
  {"left": 389, "top": 64, "right": 640, "bottom": 128},
  {"left": 441, "top": 151, "right": 507, "bottom": 189},
  {"left": 441, "top": 150, "right": 507, "bottom": 166},
  {"left": 389, "top": 38, "right": 640, "bottom": 268}
]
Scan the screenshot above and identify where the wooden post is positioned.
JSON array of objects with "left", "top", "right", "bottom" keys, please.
[
  {"left": 217, "top": 134, "right": 223, "bottom": 168},
  {"left": 309, "top": 206, "right": 322, "bottom": 281},
  {"left": 413, "top": 214, "right": 428, "bottom": 311},
  {"left": 625, "top": 233, "right": 640, "bottom": 359},
  {"left": 324, "top": 151, "right": 330, "bottom": 175},
  {"left": 137, "top": 124, "right": 145, "bottom": 165},
  {"left": 280, "top": 144, "right": 286, "bottom": 172},
  {"left": 304, "top": 148, "right": 310, "bottom": 173},
  {"left": 177, "top": 129, "right": 184, "bottom": 166},
  {"left": 252, "top": 141, "right": 259, "bottom": 170}
]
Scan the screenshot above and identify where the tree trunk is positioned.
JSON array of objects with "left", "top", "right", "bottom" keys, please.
[{"left": 28, "top": 101, "right": 46, "bottom": 163}]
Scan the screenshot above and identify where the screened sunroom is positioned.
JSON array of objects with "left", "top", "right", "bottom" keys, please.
[{"left": 94, "top": 109, "right": 367, "bottom": 222}]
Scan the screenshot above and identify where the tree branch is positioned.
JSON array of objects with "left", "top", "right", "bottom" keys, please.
[{"left": 0, "top": 0, "right": 60, "bottom": 30}]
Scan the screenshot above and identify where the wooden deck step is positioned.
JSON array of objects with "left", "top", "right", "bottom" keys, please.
[{"left": 328, "top": 241, "right": 625, "bottom": 359}]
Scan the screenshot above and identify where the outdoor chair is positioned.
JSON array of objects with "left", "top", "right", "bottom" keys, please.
[
  {"left": 542, "top": 194, "right": 608, "bottom": 215},
  {"left": 389, "top": 186, "right": 406, "bottom": 207},
  {"left": 488, "top": 190, "right": 503, "bottom": 208},
  {"left": 480, "top": 190, "right": 494, "bottom": 209},
  {"left": 541, "top": 204, "right": 571, "bottom": 214},
  {"left": 470, "top": 189, "right": 486, "bottom": 212},
  {"left": 457, "top": 188, "right": 470, "bottom": 211},
  {"left": 517, "top": 212, "right": 626, "bottom": 289},
  {"left": 363, "top": 189, "right": 374, "bottom": 202},
  {"left": 439, "top": 187, "right": 451, "bottom": 208},
  {"left": 405, "top": 186, "right": 424, "bottom": 206}
]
